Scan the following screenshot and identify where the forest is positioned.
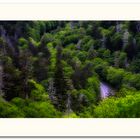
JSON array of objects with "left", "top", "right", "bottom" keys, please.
[{"left": 0, "top": 21, "right": 140, "bottom": 118}]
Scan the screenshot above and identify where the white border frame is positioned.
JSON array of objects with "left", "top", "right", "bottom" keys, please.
[
  {"left": 0, "top": 119, "right": 140, "bottom": 136},
  {"left": 0, "top": 3, "right": 139, "bottom": 20},
  {"left": 1, "top": 0, "right": 140, "bottom": 4},
  {"left": 0, "top": 3, "right": 140, "bottom": 137}
]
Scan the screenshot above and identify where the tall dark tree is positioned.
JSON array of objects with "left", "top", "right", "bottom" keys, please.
[
  {"left": 19, "top": 50, "right": 33, "bottom": 99},
  {"left": 54, "top": 46, "right": 68, "bottom": 111}
]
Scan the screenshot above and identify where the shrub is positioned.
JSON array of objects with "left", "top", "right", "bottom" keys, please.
[
  {"left": 0, "top": 98, "right": 24, "bottom": 118},
  {"left": 107, "top": 67, "right": 125, "bottom": 88}
]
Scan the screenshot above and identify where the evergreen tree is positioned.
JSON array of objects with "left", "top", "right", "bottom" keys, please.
[{"left": 54, "top": 46, "right": 68, "bottom": 111}]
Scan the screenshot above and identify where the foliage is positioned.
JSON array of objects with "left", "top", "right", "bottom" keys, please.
[
  {"left": 94, "top": 94, "right": 140, "bottom": 118},
  {"left": 107, "top": 67, "right": 125, "bottom": 88},
  {"left": 0, "top": 98, "right": 24, "bottom": 118},
  {"left": 1, "top": 21, "right": 140, "bottom": 118}
]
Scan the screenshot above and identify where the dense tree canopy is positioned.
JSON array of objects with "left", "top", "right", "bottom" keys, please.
[{"left": 0, "top": 21, "right": 140, "bottom": 118}]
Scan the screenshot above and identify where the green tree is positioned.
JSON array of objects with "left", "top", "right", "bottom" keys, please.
[{"left": 107, "top": 67, "right": 125, "bottom": 88}]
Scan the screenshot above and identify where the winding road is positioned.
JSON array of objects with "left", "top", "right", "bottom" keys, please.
[{"left": 100, "top": 82, "right": 115, "bottom": 99}]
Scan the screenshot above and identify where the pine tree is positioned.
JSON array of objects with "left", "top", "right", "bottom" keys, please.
[{"left": 54, "top": 46, "right": 68, "bottom": 111}]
